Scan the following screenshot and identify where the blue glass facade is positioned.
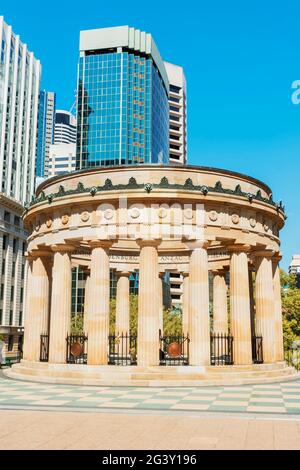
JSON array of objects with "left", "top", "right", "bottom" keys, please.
[{"left": 76, "top": 51, "right": 169, "bottom": 169}]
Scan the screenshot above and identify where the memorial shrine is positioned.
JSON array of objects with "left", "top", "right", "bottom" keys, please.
[{"left": 5, "top": 164, "right": 298, "bottom": 385}]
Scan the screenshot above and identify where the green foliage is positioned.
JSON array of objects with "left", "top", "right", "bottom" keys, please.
[
  {"left": 163, "top": 308, "right": 182, "bottom": 335},
  {"left": 70, "top": 313, "right": 84, "bottom": 335},
  {"left": 281, "top": 270, "right": 300, "bottom": 348}
]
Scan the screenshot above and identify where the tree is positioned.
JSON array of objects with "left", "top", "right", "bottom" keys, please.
[{"left": 281, "top": 270, "right": 300, "bottom": 348}]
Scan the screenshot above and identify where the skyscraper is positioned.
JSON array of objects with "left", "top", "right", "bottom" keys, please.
[
  {"left": 164, "top": 62, "right": 187, "bottom": 165},
  {"left": 76, "top": 26, "right": 169, "bottom": 169},
  {"left": 0, "top": 16, "right": 41, "bottom": 362},
  {"left": 54, "top": 110, "right": 77, "bottom": 144},
  {"left": 36, "top": 91, "right": 56, "bottom": 178},
  {"left": 0, "top": 16, "right": 41, "bottom": 204}
]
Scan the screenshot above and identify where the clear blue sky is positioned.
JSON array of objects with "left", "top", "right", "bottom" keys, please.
[{"left": 2, "top": 0, "right": 300, "bottom": 269}]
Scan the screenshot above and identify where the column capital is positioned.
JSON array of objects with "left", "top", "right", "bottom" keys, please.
[
  {"left": 28, "top": 249, "right": 52, "bottom": 260},
  {"left": 211, "top": 268, "right": 227, "bottom": 276},
  {"left": 136, "top": 238, "right": 161, "bottom": 248},
  {"left": 227, "top": 243, "right": 251, "bottom": 253},
  {"left": 272, "top": 252, "right": 282, "bottom": 263},
  {"left": 185, "top": 240, "right": 210, "bottom": 251},
  {"left": 252, "top": 249, "right": 275, "bottom": 259},
  {"left": 89, "top": 239, "right": 114, "bottom": 250},
  {"left": 51, "top": 243, "right": 75, "bottom": 254},
  {"left": 116, "top": 270, "right": 131, "bottom": 278}
]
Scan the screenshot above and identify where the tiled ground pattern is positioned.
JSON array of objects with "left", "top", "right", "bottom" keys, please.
[{"left": 1, "top": 376, "right": 300, "bottom": 414}]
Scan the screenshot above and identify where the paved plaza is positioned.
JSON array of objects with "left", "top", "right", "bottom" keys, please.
[
  {"left": 1, "top": 375, "right": 300, "bottom": 414},
  {"left": 1, "top": 373, "right": 300, "bottom": 449}
]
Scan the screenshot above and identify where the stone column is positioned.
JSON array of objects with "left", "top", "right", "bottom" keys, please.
[
  {"left": 87, "top": 240, "right": 112, "bottom": 365},
  {"left": 83, "top": 272, "right": 90, "bottom": 335},
  {"left": 255, "top": 250, "right": 276, "bottom": 363},
  {"left": 248, "top": 269, "right": 255, "bottom": 338},
  {"left": 158, "top": 272, "right": 164, "bottom": 335},
  {"left": 273, "top": 256, "right": 284, "bottom": 362},
  {"left": 137, "top": 239, "right": 160, "bottom": 367},
  {"left": 182, "top": 273, "right": 190, "bottom": 335},
  {"left": 25, "top": 252, "right": 50, "bottom": 361},
  {"left": 116, "top": 271, "right": 130, "bottom": 334},
  {"left": 212, "top": 270, "right": 228, "bottom": 333},
  {"left": 22, "top": 256, "right": 33, "bottom": 360},
  {"left": 188, "top": 242, "right": 210, "bottom": 366},
  {"left": 48, "top": 244, "right": 74, "bottom": 364},
  {"left": 229, "top": 245, "right": 252, "bottom": 365}
]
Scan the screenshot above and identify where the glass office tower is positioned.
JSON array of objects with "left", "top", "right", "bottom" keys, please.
[{"left": 76, "top": 26, "right": 169, "bottom": 169}]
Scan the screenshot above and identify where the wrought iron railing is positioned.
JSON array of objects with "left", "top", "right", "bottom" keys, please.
[
  {"left": 210, "top": 333, "right": 234, "bottom": 365},
  {"left": 40, "top": 334, "right": 49, "bottom": 362},
  {"left": 252, "top": 335, "right": 263, "bottom": 364},
  {"left": 285, "top": 343, "right": 300, "bottom": 371},
  {"left": 66, "top": 335, "right": 88, "bottom": 364},
  {"left": 108, "top": 333, "right": 137, "bottom": 365},
  {"left": 159, "top": 331, "right": 190, "bottom": 365}
]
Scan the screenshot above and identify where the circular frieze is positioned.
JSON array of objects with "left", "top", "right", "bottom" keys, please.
[
  {"left": 249, "top": 217, "right": 256, "bottom": 228},
  {"left": 104, "top": 208, "right": 114, "bottom": 220},
  {"left": 46, "top": 218, "right": 52, "bottom": 229},
  {"left": 263, "top": 221, "right": 269, "bottom": 232},
  {"left": 158, "top": 208, "right": 168, "bottom": 219},
  {"left": 129, "top": 208, "right": 141, "bottom": 219},
  {"left": 209, "top": 210, "right": 218, "bottom": 222},
  {"left": 81, "top": 211, "right": 90, "bottom": 222},
  {"left": 231, "top": 214, "right": 240, "bottom": 224},
  {"left": 184, "top": 208, "right": 193, "bottom": 220},
  {"left": 61, "top": 214, "right": 69, "bottom": 225}
]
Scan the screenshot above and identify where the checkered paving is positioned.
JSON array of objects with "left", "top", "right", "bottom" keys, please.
[{"left": 0, "top": 375, "right": 300, "bottom": 414}]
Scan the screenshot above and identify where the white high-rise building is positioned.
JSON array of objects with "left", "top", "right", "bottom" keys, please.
[
  {"left": 164, "top": 62, "right": 187, "bottom": 165},
  {"left": 36, "top": 91, "right": 56, "bottom": 178},
  {"left": 0, "top": 16, "right": 41, "bottom": 205},
  {"left": 48, "top": 143, "right": 76, "bottom": 177},
  {"left": 54, "top": 110, "right": 77, "bottom": 144},
  {"left": 0, "top": 17, "right": 41, "bottom": 363}
]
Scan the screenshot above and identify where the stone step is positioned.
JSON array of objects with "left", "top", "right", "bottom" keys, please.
[
  {"left": 5, "top": 362, "right": 300, "bottom": 388},
  {"left": 5, "top": 367, "right": 300, "bottom": 387}
]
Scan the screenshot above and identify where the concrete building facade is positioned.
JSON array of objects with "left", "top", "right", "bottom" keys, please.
[
  {"left": 48, "top": 143, "right": 76, "bottom": 178},
  {"left": 0, "top": 17, "right": 41, "bottom": 363},
  {"left": 54, "top": 110, "right": 76, "bottom": 144},
  {"left": 0, "top": 16, "right": 41, "bottom": 205},
  {"left": 164, "top": 61, "right": 187, "bottom": 165},
  {"left": 36, "top": 91, "right": 56, "bottom": 178},
  {"left": 0, "top": 194, "right": 26, "bottom": 363}
]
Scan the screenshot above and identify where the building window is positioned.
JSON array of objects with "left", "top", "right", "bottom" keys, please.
[
  {"left": 12, "top": 261, "right": 15, "bottom": 277},
  {"left": 0, "top": 309, "right": 2, "bottom": 324},
  {"left": 9, "top": 310, "right": 13, "bottom": 325},
  {"left": 170, "top": 84, "right": 181, "bottom": 94},
  {"left": 21, "top": 264, "right": 25, "bottom": 279},
  {"left": 4, "top": 211, "right": 10, "bottom": 222},
  {"left": 2, "top": 259, "right": 5, "bottom": 275},
  {"left": 13, "top": 238, "right": 18, "bottom": 253},
  {"left": 22, "top": 242, "right": 26, "bottom": 256},
  {"left": 10, "top": 286, "right": 14, "bottom": 302},
  {"left": 14, "top": 215, "right": 20, "bottom": 226},
  {"left": 19, "top": 311, "right": 22, "bottom": 326},
  {"left": 0, "top": 284, "right": 4, "bottom": 300},
  {"left": 8, "top": 335, "right": 14, "bottom": 351},
  {"left": 2, "top": 235, "right": 7, "bottom": 250},
  {"left": 20, "top": 287, "right": 23, "bottom": 303}
]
